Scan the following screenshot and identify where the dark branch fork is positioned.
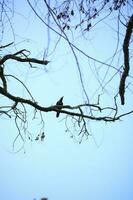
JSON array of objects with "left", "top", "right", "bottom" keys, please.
[{"left": 0, "top": 48, "right": 49, "bottom": 92}]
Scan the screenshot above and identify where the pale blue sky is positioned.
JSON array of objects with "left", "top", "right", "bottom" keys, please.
[{"left": 0, "top": 1, "right": 133, "bottom": 200}]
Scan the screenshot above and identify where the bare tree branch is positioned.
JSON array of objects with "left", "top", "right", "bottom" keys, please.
[
  {"left": 0, "top": 86, "right": 123, "bottom": 122},
  {"left": 119, "top": 15, "right": 133, "bottom": 105},
  {"left": 0, "top": 53, "right": 50, "bottom": 65},
  {"left": 0, "top": 42, "right": 13, "bottom": 49}
]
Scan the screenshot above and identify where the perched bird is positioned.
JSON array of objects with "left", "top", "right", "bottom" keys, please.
[{"left": 56, "top": 96, "right": 64, "bottom": 118}]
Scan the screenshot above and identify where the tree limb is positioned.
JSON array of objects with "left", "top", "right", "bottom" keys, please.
[
  {"left": 119, "top": 15, "right": 133, "bottom": 105},
  {"left": 0, "top": 53, "right": 50, "bottom": 65},
  {"left": 0, "top": 86, "right": 120, "bottom": 122}
]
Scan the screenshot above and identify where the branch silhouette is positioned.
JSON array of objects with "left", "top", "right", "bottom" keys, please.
[{"left": 119, "top": 15, "right": 133, "bottom": 105}]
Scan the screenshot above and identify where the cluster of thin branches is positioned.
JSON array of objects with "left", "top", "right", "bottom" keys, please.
[
  {"left": 27, "top": 0, "right": 133, "bottom": 104},
  {"left": 0, "top": 0, "right": 15, "bottom": 42}
]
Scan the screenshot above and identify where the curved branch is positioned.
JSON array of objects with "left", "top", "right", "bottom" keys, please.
[
  {"left": 6, "top": 74, "right": 35, "bottom": 101},
  {"left": 119, "top": 15, "right": 133, "bottom": 105}
]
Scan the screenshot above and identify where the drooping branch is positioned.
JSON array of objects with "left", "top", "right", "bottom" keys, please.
[{"left": 119, "top": 15, "right": 133, "bottom": 105}]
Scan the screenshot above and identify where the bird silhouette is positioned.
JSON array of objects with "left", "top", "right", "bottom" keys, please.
[{"left": 56, "top": 96, "right": 64, "bottom": 118}]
